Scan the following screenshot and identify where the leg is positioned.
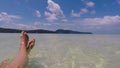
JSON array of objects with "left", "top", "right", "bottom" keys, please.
[{"left": 5, "top": 31, "right": 35, "bottom": 68}]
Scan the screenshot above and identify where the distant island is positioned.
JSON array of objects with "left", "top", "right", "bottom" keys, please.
[{"left": 0, "top": 28, "right": 92, "bottom": 34}]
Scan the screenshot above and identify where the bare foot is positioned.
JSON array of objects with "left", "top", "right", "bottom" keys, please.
[
  {"left": 19, "top": 31, "right": 29, "bottom": 52},
  {"left": 27, "top": 39, "right": 35, "bottom": 54},
  {"left": 20, "top": 31, "right": 35, "bottom": 54},
  {"left": 0, "top": 31, "right": 35, "bottom": 68},
  {"left": 5, "top": 31, "right": 35, "bottom": 68}
]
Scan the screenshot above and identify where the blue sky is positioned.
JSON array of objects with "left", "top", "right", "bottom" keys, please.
[{"left": 0, "top": 0, "right": 120, "bottom": 34}]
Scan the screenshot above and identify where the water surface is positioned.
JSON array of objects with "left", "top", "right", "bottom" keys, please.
[{"left": 0, "top": 33, "right": 120, "bottom": 68}]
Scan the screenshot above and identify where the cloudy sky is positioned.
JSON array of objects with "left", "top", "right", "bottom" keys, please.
[{"left": 0, "top": 0, "right": 120, "bottom": 34}]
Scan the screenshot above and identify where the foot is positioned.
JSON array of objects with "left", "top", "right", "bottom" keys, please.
[
  {"left": 0, "top": 31, "right": 35, "bottom": 68},
  {"left": 20, "top": 31, "right": 35, "bottom": 54},
  {"left": 27, "top": 39, "right": 35, "bottom": 54},
  {"left": 20, "top": 31, "right": 29, "bottom": 50}
]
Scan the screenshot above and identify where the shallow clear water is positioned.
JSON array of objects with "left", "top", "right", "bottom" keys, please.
[{"left": 0, "top": 33, "right": 120, "bottom": 68}]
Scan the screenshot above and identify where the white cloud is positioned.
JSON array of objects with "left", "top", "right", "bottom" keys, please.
[
  {"left": 69, "top": 15, "right": 120, "bottom": 32},
  {"left": 45, "top": 0, "right": 65, "bottom": 22},
  {"left": 86, "top": 1, "right": 95, "bottom": 7},
  {"left": 0, "top": 12, "right": 20, "bottom": 23},
  {"left": 34, "top": 21, "right": 53, "bottom": 26},
  {"left": 34, "top": 21, "right": 42, "bottom": 26},
  {"left": 71, "top": 10, "right": 81, "bottom": 17},
  {"left": 62, "top": 19, "right": 68, "bottom": 22},
  {"left": 80, "top": 8, "right": 88, "bottom": 14},
  {"left": 81, "top": 0, "right": 95, "bottom": 7},
  {"left": 45, "top": 11, "right": 58, "bottom": 22},
  {"left": 35, "top": 10, "right": 41, "bottom": 18},
  {"left": 71, "top": 0, "right": 95, "bottom": 17},
  {"left": 71, "top": 8, "right": 88, "bottom": 17},
  {"left": 0, "top": 12, "right": 38, "bottom": 30},
  {"left": 2, "top": 23, "right": 38, "bottom": 30},
  {"left": 117, "top": 0, "right": 120, "bottom": 4},
  {"left": 75, "top": 15, "right": 120, "bottom": 25}
]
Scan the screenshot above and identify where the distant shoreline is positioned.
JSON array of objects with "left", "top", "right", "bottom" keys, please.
[{"left": 0, "top": 28, "right": 93, "bottom": 34}]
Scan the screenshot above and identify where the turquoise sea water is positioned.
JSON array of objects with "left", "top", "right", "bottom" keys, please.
[{"left": 0, "top": 33, "right": 120, "bottom": 68}]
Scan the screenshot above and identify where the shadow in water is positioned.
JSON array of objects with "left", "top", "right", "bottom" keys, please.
[{"left": 27, "top": 57, "right": 45, "bottom": 68}]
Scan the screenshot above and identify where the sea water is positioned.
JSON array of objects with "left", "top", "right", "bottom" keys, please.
[{"left": 0, "top": 33, "right": 120, "bottom": 68}]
